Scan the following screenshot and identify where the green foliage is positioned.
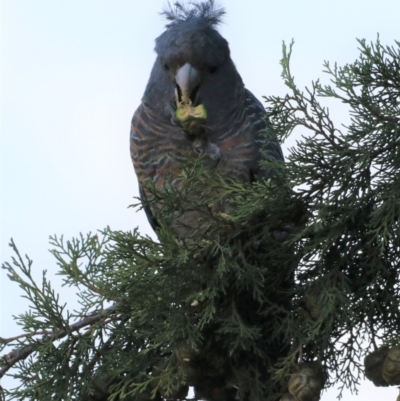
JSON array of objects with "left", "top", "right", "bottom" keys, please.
[
  {"left": 1, "top": 170, "right": 296, "bottom": 401},
  {"left": 1, "top": 37, "right": 399, "bottom": 401},
  {"left": 264, "top": 37, "right": 400, "bottom": 393}
]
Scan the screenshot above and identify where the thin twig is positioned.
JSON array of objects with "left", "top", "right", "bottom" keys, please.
[{"left": 0, "top": 303, "right": 119, "bottom": 378}]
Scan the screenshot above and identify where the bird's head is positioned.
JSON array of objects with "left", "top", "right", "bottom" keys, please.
[{"left": 143, "top": 1, "right": 244, "bottom": 125}]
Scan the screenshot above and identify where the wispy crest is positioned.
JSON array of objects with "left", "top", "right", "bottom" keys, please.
[{"left": 161, "top": 0, "right": 226, "bottom": 28}]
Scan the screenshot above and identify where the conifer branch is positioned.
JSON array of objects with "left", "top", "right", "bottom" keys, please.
[{"left": 0, "top": 303, "right": 119, "bottom": 378}]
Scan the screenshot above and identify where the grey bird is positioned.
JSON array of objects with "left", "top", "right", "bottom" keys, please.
[{"left": 130, "top": 0, "right": 284, "bottom": 236}]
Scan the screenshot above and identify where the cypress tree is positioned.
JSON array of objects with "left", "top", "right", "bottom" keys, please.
[{"left": 1, "top": 37, "right": 399, "bottom": 401}]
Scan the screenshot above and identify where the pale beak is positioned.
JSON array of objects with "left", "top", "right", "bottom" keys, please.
[{"left": 175, "top": 63, "right": 201, "bottom": 105}]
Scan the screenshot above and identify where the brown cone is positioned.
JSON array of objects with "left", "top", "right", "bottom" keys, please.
[
  {"left": 364, "top": 347, "right": 390, "bottom": 387},
  {"left": 304, "top": 293, "right": 322, "bottom": 321},
  {"left": 288, "top": 362, "right": 325, "bottom": 401},
  {"left": 382, "top": 346, "right": 400, "bottom": 385}
]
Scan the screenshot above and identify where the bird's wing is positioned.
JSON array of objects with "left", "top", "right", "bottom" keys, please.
[
  {"left": 138, "top": 181, "right": 159, "bottom": 232},
  {"left": 242, "top": 88, "right": 284, "bottom": 177},
  {"left": 211, "top": 88, "right": 284, "bottom": 184},
  {"left": 131, "top": 103, "right": 188, "bottom": 232},
  {"left": 130, "top": 104, "right": 164, "bottom": 232}
]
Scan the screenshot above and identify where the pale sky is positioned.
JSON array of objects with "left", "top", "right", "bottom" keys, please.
[{"left": 1, "top": 1, "right": 399, "bottom": 399}]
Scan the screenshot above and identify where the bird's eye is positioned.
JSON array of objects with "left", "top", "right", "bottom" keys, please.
[
  {"left": 162, "top": 62, "right": 169, "bottom": 71},
  {"left": 209, "top": 66, "right": 218, "bottom": 74}
]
